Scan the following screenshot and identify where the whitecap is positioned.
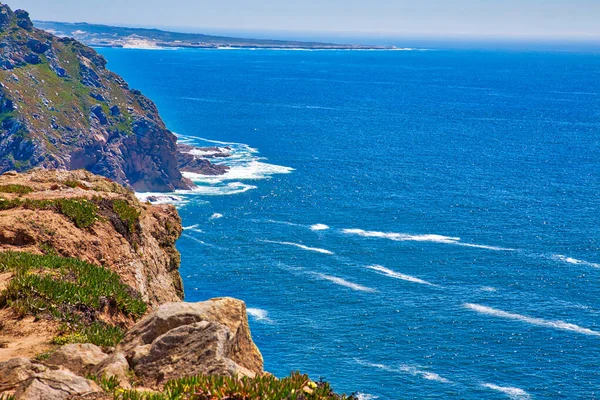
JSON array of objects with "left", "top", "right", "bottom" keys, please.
[
  {"left": 464, "top": 303, "right": 600, "bottom": 337},
  {"left": 135, "top": 192, "right": 188, "bottom": 206},
  {"left": 247, "top": 308, "right": 274, "bottom": 324},
  {"left": 210, "top": 213, "right": 223, "bottom": 220},
  {"left": 261, "top": 240, "right": 334, "bottom": 255},
  {"left": 342, "top": 228, "right": 513, "bottom": 251},
  {"left": 310, "top": 224, "right": 330, "bottom": 231},
  {"left": 313, "top": 274, "right": 376, "bottom": 293},
  {"left": 480, "top": 286, "right": 498, "bottom": 292},
  {"left": 551, "top": 254, "right": 600, "bottom": 269},
  {"left": 482, "top": 383, "right": 531, "bottom": 399},
  {"left": 355, "top": 359, "right": 451, "bottom": 384},
  {"left": 356, "top": 394, "right": 378, "bottom": 400},
  {"left": 178, "top": 181, "right": 257, "bottom": 196},
  {"left": 365, "top": 265, "right": 437, "bottom": 287},
  {"left": 183, "top": 224, "right": 200, "bottom": 230}
]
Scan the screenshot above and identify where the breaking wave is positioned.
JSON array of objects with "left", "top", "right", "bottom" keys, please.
[
  {"left": 261, "top": 240, "right": 334, "bottom": 255},
  {"left": 310, "top": 223, "right": 330, "bottom": 231},
  {"left": 313, "top": 274, "right": 377, "bottom": 293},
  {"left": 551, "top": 254, "right": 600, "bottom": 269},
  {"left": 465, "top": 303, "right": 600, "bottom": 337},
  {"left": 342, "top": 228, "right": 514, "bottom": 251},
  {"left": 247, "top": 308, "right": 274, "bottom": 324},
  {"left": 365, "top": 265, "right": 438, "bottom": 287},
  {"left": 355, "top": 359, "right": 451, "bottom": 384},
  {"left": 482, "top": 383, "right": 531, "bottom": 399}
]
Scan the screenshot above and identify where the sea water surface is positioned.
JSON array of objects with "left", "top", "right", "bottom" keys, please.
[{"left": 97, "top": 47, "right": 600, "bottom": 399}]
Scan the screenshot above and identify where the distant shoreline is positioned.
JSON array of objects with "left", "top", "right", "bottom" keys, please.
[{"left": 34, "top": 20, "right": 396, "bottom": 51}]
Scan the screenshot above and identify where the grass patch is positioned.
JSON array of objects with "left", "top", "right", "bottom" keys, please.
[
  {"left": 64, "top": 180, "right": 81, "bottom": 189},
  {"left": 0, "top": 184, "right": 33, "bottom": 195},
  {"left": 0, "top": 251, "right": 147, "bottom": 318},
  {"left": 112, "top": 199, "right": 140, "bottom": 233},
  {"left": 113, "top": 372, "right": 357, "bottom": 400},
  {"left": 0, "top": 196, "right": 100, "bottom": 228}
]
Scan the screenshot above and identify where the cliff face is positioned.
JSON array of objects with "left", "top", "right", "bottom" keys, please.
[
  {"left": 0, "top": 3, "right": 193, "bottom": 192},
  {"left": 0, "top": 168, "right": 184, "bottom": 306}
]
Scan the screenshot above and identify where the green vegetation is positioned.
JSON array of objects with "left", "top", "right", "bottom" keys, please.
[
  {"left": 0, "top": 184, "right": 33, "bottom": 195},
  {"left": 64, "top": 180, "right": 81, "bottom": 188},
  {"left": 88, "top": 374, "right": 121, "bottom": 392},
  {"left": 57, "top": 198, "right": 100, "bottom": 228},
  {"left": 0, "top": 251, "right": 146, "bottom": 347},
  {"left": 113, "top": 373, "right": 357, "bottom": 400},
  {"left": 113, "top": 199, "right": 141, "bottom": 233},
  {"left": 0, "top": 395, "right": 15, "bottom": 400},
  {"left": 0, "top": 196, "right": 100, "bottom": 228}
]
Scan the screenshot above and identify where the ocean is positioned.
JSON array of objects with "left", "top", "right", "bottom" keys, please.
[{"left": 97, "top": 47, "right": 600, "bottom": 399}]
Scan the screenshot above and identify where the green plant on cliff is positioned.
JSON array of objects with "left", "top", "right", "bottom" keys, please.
[
  {"left": 113, "top": 372, "right": 357, "bottom": 400},
  {"left": 0, "top": 251, "right": 146, "bottom": 347},
  {"left": 0, "top": 196, "right": 101, "bottom": 228},
  {"left": 0, "top": 184, "right": 34, "bottom": 195},
  {"left": 113, "top": 198, "right": 141, "bottom": 233}
]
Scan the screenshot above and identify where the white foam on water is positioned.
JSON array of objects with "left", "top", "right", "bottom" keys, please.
[
  {"left": 210, "top": 213, "right": 223, "bottom": 220},
  {"left": 310, "top": 223, "right": 330, "bottom": 231},
  {"left": 178, "top": 180, "right": 257, "bottom": 196},
  {"left": 355, "top": 359, "right": 451, "bottom": 384},
  {"left": 135, "top": 192, "right": 189, "bottom": 206},
  {"left": 356, "top": 393, "right": 378, "bottom": 400},
  {"left": 247, "top": 308, "right": 274, "bottom": 324},
  {"left": 313, "top": 274, "right": 377, "bottom": 293},
  {"left": 262, "top": 240, "right": 334, "bottom": 255},
  {"left": 365, "top": 265, "right": 438, "bottom": 287},
  {"left": 342, "top": 228, "right": 513, "bottom": 251},
  {"left": 183, "top": 224, "right": 200, "bottom": 230},
  {"left": 181, "top": 233, "right": 211, "bottom": 247},
  {"left": 480, "top": 286, "right": 498, "bottom": 292},
  {"left": 551, "top": 254, "right": 600, "bottom": 269},
  {"left": 465, "top": 303, "right": 600, "bottom": 337},
  {"left": 482, "top": 383, "right": 531, "bottom": 399}
]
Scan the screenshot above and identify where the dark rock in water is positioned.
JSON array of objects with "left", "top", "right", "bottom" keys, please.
[
  {"left": 0, "top": 3, "right": 227, "bottom": 192},
  {"left": 178, "top": 150, "right": 230, "bottom": 175}
]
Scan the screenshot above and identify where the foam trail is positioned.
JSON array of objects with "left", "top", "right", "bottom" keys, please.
[
  {"left": 182, "top": 233, "right": 211, "bottom": 247},
  {"left": 247, "top": 308, "right": 274, "bottom": 324},
  {"left": 552, "top": 254, "right": 600, "bottom": 269},
  {"left": 356, "top": 394, "right": 378, "bottom": 400},
  {"left": 342, "top": 228, "right": 514, "bottom": 251},
  {"left": 262, "top": 240, "right": 334, "bottom": 255},
  {"left": 366, "top": 265, "right": 438, "bottom": 287},
  {"left": 183, "top": 224, "right": 200, "bottom": 230},
  {"left": 310, "top": 224, "right": 330, "bottom": 231},
  {"left": 210, "top": 213, "right": 223, "bottom": 220},
  {"left": 465, "top": 303, "right": 600, "bottom": 337},
  {"left": 355, "top": 359, "right": 451, "bottom": 384},
  {"left": 482, "top": 383, "right": 531, "bottom": 399},
  {"left": 314, "top": 274, "right": 376, "bottom": 293}
]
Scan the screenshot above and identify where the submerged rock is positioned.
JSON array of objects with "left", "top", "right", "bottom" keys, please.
[{"left": 117, "top": 298, "right": 264, "bottom": 387}]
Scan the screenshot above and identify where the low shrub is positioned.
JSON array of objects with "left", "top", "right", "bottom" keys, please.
[
  {"left": 0, "top": 184, "right": 33, "bottom": 195},
  {"left": 114, "top": 372, "right": 357, "bottom": 400},
  {"left": 112, "top": 199, "right": 141, "bottom": 233}
]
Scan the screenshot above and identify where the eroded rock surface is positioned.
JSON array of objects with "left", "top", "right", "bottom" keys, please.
[{"left": 118, "top": 298, "right": 264, "bottom": 386}]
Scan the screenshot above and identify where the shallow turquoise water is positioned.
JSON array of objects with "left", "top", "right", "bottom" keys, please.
[{"left": 98, "top": 47, "right": 600, "bottom": 399}]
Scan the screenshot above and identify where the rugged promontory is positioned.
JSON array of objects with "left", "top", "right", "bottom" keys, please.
[{"left": 0, "top": 3, "right": 225, "bottom": 192}]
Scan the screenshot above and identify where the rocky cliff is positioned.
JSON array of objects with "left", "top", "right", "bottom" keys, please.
[{"left": 0, "top": 3, "right": 225, "bottom": 192}]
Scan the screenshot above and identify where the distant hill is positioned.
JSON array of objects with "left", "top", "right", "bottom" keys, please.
[{"left": 34, "top": 20, "right": 392, "bottom": 50}]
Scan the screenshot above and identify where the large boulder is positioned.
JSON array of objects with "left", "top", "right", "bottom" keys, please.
[
  {"left": 93, "top": 352, "right": 131, "bottom": 388},
  {"left": 13, "top": 369, "right": 101, "bottom": 400},
  {"left": 117, "top": 298, "right": 264, "bottom": 387},
  {"left": 45, "top": 343, "right": 108, "bottom": 376},
  {"left": 0, "top": 358, "right": 48, "bottom": 393}
]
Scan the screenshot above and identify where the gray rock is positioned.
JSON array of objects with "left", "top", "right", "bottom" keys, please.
[
  {"left": 0, "top": 358, "right": 48, "bottom": 393},
  {"left": 93, "top": 351, "right": 131, "bottom": 388},
  {"left": 117, "top": 298, "right": 264, "bottom": 387},
  {"left": 91, "top": 104, "right": 108, "bottom": 125},
  {"left": 45, "top": 343, "right": 109, "bottom": 376},
  {"left": 13, "top": 369, "right": 101, "bottom": 400}
]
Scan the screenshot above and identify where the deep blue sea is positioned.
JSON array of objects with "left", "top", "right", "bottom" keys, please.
[{"left": 97, "top": 47, "right": 600, "bottom": 399}]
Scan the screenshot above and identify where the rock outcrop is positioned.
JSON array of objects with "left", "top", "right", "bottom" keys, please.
[
  {"left": 13, "top": 369, "right": 101, "bottom": 400},
  {"left": 118, "top": 298, "right": 264, "bottom": 386},
  {"left": 0, "top": 169, "right": 184, "bottom": 307},
  {"left": 0, "top": 3, "right": 226, "bottom": 191}
]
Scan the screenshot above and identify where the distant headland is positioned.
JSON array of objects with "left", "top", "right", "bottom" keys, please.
[{"left": 34, "top": 20, "right": 396, "bottom": 50}]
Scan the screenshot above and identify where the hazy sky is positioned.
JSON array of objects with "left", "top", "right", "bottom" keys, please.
[{"left": 6, "top": 0, "right": 600, "bottom": 40}]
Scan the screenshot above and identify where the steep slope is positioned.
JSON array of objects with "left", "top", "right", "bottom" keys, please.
[{"left": 0, "top": 3, "right": 196, "bottom": 192}]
